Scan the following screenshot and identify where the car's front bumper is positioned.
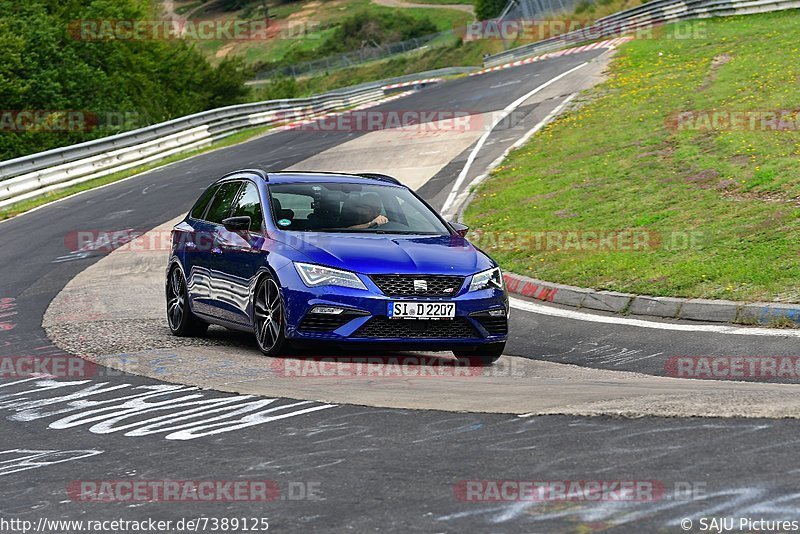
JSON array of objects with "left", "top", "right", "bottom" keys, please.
[{"left": 277, "top": 264, "right": 508, "bottom": 349}]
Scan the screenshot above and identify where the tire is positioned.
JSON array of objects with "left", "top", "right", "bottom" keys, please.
[
  {"left": 453, "top": 342, "right": 505, "bottom": 366},
  {"left": 253, "top": 274, "right": 288, "bottom": 357},
  {"left": 166, "top": 266, "right": 208, "bottom": 337}
]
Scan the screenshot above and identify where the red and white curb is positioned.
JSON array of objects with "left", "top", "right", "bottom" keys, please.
[
  {"left": 504, "top": 272, "right": 559, "bottom": 302},
  {"left": 471, "top": 36, "right": 634, "bottom": 77},
  {"left": 382, "top": 78, "right": 443, "bottom": 91}
]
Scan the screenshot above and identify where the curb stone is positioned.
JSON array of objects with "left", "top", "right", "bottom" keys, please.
[
  {"left": 629, "top": 296, "right": 683, "bottom": 319},
  {"left": 738, "top": 302, "right": 800, "bottom": 326},
  {"left": 503, "top": 272, "right": 800, "bottom": 327},
  {"left": 679, "top": 298, "right": 739, "bottom": 323}
]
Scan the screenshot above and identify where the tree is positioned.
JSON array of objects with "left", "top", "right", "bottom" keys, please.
[{"left": 475, "top": 0, "right": 508, "bottom": 21}]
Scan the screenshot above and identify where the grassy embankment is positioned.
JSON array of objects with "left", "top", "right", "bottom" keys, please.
[{"left": 465, "top": 11, "right": 800, "bottom": 302}]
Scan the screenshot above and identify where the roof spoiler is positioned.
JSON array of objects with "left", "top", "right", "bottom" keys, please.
[
  {"left": 355, "top": 172, "right": 402, "bottom": 186},
  {"left": 219, "top": 168, "right": 269, "bottom": 181}
]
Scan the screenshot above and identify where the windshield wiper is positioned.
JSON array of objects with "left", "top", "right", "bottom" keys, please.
[{"left": 372, "top": 230, "right": 443, "bottom": 235}]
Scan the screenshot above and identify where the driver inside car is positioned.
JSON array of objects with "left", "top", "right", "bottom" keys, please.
[{"left": 347, "top": 192, "right": 389, "bottom": 229}]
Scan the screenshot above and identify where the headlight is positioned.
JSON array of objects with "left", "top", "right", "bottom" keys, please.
[
  {"left": 294, "top": 262, "right": 367, "bottom": 290},
  {"left": 469, "top": 267, "right": 503, "bottom": 292}
]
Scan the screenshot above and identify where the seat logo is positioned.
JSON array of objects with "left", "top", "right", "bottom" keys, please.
[{"left": 413, "top": 280, "right": 428, "bottom": 292}]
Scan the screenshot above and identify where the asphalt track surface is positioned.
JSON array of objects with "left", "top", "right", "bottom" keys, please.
[{"left": 2, "top": 49, "right": 800, "bottom": 532}]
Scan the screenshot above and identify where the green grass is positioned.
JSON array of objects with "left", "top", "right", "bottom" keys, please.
[
  {"left": 464, "top": 11, "right": 800, "bottom": 303},
  {"left": 353, "top": 0, "right": 472, "bottom": 30},
  {"left": 196, "top": 0, "right": 473, "bottom": 67},
  {"left": 0, "top": 125, "right": 276, "bottom": 222},
  {"left": 402, "top": 0, "right": 475, "bottom": 5}
]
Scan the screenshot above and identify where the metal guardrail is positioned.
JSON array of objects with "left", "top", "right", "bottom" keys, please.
[
  {"left": 484, "top": 0, "right": 800, "bottom": 66},
  {"left": 0, "top": 67, "right": 475, "bottom": 210},
  {"left": 252, "top": 31, "right": 457, "bottom": 81}
]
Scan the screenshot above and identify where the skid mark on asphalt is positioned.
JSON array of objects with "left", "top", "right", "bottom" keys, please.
[
  {"left": 437, "top": 485, "right": 800, "bottom": 529},
  {"left": 541, "top": 341, "right": 664, "bottom": 367},
  {"left": 0, "top": 449, "right": 103, "bottom": 477},
  {"left": 437, "top": 486, "right": 800, "bottom": 530},
  {"left": 435, "top": 418, "right": 800, "bottom": 530},
  {"left": 0, "top": 378, "right": 336, "bottom": 441}
]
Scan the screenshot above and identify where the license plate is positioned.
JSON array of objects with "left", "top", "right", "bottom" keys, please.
[{"left": 388, "top": 302, "right": 456, "bottom": 319}]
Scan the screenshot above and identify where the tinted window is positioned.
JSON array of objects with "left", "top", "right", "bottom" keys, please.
[
  {"left": 230, "top": 181, "right": 264, "bottom": 232},
  {"left": 189, "top": 184, "right": 219, "bottom": 220},
  {"left": 267, "top": 182, "right": 449, "bottom": 235},
  {"left": 205, "top": 181, "right": 243, "bottom": 224}
]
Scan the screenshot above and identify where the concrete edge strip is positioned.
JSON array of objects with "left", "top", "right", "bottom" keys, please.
[{"left": 504, "top": 272, "right": 800, "bottom": 329}]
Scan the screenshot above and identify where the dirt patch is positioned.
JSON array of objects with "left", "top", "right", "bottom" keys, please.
[
  {"left": 523, "top": 191, "right": 558, "bottom": 204},
  {"left": 554, "top": 209, "right": 579, "bottom": 218},
  {"left": 215, "top": 42, "right": 236, "bottom": 58},
  {"left": 698, "top": 53, "right": 732, "bottom": 92},
  {"left": 747, "top": 210, "right": 788, "bottom": 232},
  {"left": 685, "top": 168, "right": 719, "bottom": 186},
  {"left": 288, "top": 1, "right": 324, "bottom": 23},
  {"left": 730, "top": 154, "right": 751, "bottom": 166},
  {"left": 636, "top": 142, "right": 675, "bottom": 160}
]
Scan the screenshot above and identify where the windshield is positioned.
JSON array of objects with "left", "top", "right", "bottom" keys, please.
[{"left": 267, "top": 182, "right": 451, "bottom": 235}]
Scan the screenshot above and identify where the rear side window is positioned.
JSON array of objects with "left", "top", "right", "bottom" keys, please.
[
  {"left": 189, "top": 184, "right": 219, "bottom": 220},
  {"left": 230, "top": 181, "right": 264, "bottom": 232},
  {"left": 205, "top": 181, "right": 243, "bottom": 224}
]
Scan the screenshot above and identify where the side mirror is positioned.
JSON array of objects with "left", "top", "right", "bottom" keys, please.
[
  {"left": 450, "top": 222, "right": 469, "bottom": 237},
  {"left": 222, "top": 216, "right": 251, "bottom": 232}
]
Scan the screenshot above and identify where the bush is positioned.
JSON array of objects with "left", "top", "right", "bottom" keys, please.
[
  {"left": 475, "top": 0, "right": 507, "bottom": 20},
  {"left": 0, "top": 0, "right": 250, "bottom": 161}
]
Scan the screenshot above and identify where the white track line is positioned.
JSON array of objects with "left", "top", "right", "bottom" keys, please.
[
  {"left": 510, "top": 297, "right": 800, "bottom": 338},
  {"left": 447, "top": 92, "right": 579, "bottom": 216},
  {"left": 440, "top": 62, "right": 588, "bottom": 216}
]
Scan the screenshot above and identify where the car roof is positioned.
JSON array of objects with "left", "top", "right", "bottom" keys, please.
[
  {"left": 269, "top": 172, "right": 404, "bottom": 187},
  {"left": 219, "top": 170, "right": 404, "bottom": 187}
]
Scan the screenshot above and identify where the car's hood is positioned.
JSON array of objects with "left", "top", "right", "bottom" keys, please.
[{"left": 275, "top": 232, "right": 493, "bottom": 275}]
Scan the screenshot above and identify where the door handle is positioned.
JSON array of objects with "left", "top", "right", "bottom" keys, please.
[{"left": 211, "top": 247, "right": 223, "bottom": 255}]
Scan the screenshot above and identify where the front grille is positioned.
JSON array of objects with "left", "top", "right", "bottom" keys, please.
[
  {"left": 370, "top": 275, "right": 465, "bottom": 297},
  {"left": 298, "top": 310, "right": 367, "bottom": 332},
  {"left": 353, "top": 317, "right": 477, "bottom": 338},
  {"left": 473, "top": 315, "right": 508, "bottom": 335}
]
